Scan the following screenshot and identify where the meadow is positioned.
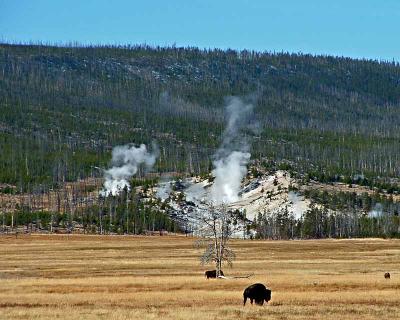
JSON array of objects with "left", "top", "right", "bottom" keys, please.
[{"left": 0, "top": 235, "right": 399, "bottom": 319}]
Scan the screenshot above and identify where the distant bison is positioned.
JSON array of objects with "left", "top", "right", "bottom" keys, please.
[
  {"left": 243, "top": 283, "right": 271, "bottom": 306},
  {"left": 205, "top": 270, "right": 224, "bottom": 279},
  {"left": 384, "top": 272, "right": 391, "bottom": 279}
]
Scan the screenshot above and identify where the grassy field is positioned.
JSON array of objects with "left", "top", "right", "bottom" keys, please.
[{"left": 0, "top": 235, "right": 399, "bottom": 320}]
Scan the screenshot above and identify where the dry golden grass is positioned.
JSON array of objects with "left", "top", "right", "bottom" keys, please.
[{"left": 0, "top": 235, "right": 399, "bottom": 319}]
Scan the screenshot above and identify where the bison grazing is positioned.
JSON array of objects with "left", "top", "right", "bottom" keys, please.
[
  {"left": 243, "top": 283, "right": 271, "bottom": 306},
  {"left": 384, "top": 272, "right": 391, "bottom": 279},
  {"left": 205, "top": 270, "right": 224, "bottom": 279}
]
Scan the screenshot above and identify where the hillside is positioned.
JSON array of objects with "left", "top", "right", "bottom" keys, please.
[
  {"left": 1, "top": 43, "right": 400, "bottom": 238},
  {"left": 1, "top": 43, "right": 400, "bottom": 194}
]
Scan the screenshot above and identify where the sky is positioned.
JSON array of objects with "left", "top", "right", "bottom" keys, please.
[{"left": 1, "top": 0, "right": 400, "bottom": 62}]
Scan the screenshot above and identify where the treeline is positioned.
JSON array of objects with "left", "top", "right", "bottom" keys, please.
[
  {"left": 252, "top": 190, "right": 400, "bottom": 239},
  {"left": 0, "top": 188, "right": 180, "bottom": 235}
]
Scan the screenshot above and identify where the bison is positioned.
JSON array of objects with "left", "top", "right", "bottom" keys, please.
[
  {"left": 205, "top": 270, "right": 224, "bottom": 279},
  {"left": 243, "top": 283, "right": 271, "bottom": 306},
  {"left": 384, "top": 272, "right": 391, "bottom": 279}
]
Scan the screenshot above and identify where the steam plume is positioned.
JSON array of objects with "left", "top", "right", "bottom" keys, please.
[
  {"left": 210, "top": 97, "right": 255, "bottom": 204},
  {"left": 156, "top": 175, "right": 173, "bottom": 200},
  {"left": 100, "top": 144, "right": 157, "bottom": 196},
  {"left": 368, "top": 203, "right": 383, "bottom": 218}
]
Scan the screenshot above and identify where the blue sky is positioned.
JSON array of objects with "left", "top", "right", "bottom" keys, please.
[{"left": 1, "top": 0, "right": 400, "bottom": 61}]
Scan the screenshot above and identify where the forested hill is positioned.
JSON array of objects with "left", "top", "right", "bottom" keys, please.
[{"left": 1, "top": 43, "right": 400, "bottom": 191}]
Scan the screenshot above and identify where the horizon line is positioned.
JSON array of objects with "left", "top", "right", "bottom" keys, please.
[{"left": 1, "top": 39, "right": 399, "bottom": 65}]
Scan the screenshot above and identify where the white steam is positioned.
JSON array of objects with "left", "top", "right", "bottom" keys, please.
[
  {"left": 100, "top": 144, "right": 157, "bottom": 196},
  {"left": 368, "top": 203, "right": 383, "bottom": 218},
  {"left": 185, "top": 180, "right": 208, "bottom": 203},
  {"left": 209, "top": 97, "right": 255, "bottom": 204},
  {"left": 156, "top": 179, "right": 172, "bottom": 200},
  {"left": 210, "top": 151, "right": 250, "bottom": 203},
  {"left": 288, "top": 191, "right": 308, "bottom": 220}
]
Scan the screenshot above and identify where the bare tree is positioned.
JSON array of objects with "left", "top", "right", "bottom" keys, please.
[{"left": 195, "top": 204, "right": 246, "bottom": 277}]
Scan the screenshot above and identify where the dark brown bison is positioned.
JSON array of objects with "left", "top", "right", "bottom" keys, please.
[
  {"left": 205, "top": 270, "right": 224, "bottom": 279},
  {"left": 384, "top": 272, "right": 391, "bottom": 279},
  {"left": 243, "top": 283, "right": 271, "bottom": 306}
]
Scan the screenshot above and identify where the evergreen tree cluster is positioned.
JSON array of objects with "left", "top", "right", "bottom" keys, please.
[
  {"left": 252, "top": 190, "right": 400, "bottom": 239},
  {"left": 1, "top": 185, "right": 180, "bottom": 235}
]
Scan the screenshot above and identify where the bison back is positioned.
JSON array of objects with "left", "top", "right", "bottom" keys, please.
[
  {"left": 205, "top": 270, "right": 224, "bottom": 279},
  {"left": 205, "top": 270, "right": 216, "bottom": 279}
]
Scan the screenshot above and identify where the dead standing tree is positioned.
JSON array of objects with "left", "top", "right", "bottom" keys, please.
[{"left": 195, "top": 204, "right": 246, "bottom": 277}]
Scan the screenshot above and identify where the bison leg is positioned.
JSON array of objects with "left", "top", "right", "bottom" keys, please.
[
  {"left": 255, "top": 299, "right": 264, "bottom": 305},
  {"left": 250, "top": 298, "right": 253, "bottom": 305},
  {"left": 243, "top": 296, "right": 247, "bottom": 306}
]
